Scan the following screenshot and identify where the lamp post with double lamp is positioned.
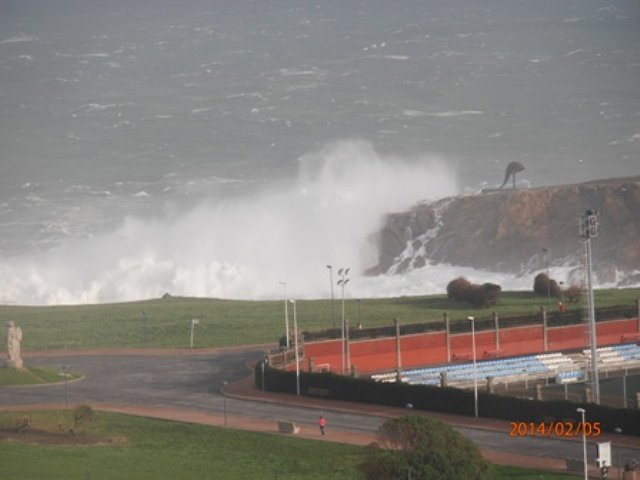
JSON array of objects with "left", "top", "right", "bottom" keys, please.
[
  {"left": 289, "top": 299, "right": 300, "bottom": 396},
  {"left": 614, "top": 427, "right": 622, "bottom": 480},
  {"left": 326, "top": 265, "right": 335, "bottom": 327},
  {"left": 468, "top": 316, "right": 478, "bottom": 418},
  {"left": 337, "top": 268, "right": 350, "bottom": 374},
  {"left": 279, "top": 281, "right": 289, "bottom": 349},
  {"left": 577, "top": 408, "right": 588, "bottom": 480}
]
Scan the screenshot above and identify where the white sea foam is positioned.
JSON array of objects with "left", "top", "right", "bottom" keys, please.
[
  {"left": 0, "top": 34, "right": 38, "bottom": 44},
  {"left": 0, "top": 140, "right": 461, "bottom": 305}
]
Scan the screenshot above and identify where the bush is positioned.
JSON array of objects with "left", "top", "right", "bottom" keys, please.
[
  {"left": 360, "top": 415, "right": 490, "bottom": 480},
  {"left": 564, "top": 285, "right": 582, "bottom": 303},
  {"left": 533, "top": 273, "right": 562, "bottom": 298},
  {"left": 446, "top": 277, "right": 501, "bottom": 308},
  {"left": 72, "top": 405, "right": 94, "bottom": 431}
]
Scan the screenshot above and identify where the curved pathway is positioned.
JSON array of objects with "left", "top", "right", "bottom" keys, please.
[{"left": 1, "top": 347, "right": 639, "bottom": 477}]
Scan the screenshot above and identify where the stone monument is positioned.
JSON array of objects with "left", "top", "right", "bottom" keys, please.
[{"left": 5, "top": 321, "right": 24, "bottom": 369}]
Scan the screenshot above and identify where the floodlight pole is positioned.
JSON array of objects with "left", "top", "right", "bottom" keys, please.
[
  {"left": 468, "top": 316, "right": 478, "bottom": 418},
  {"left": 581, "top": 210, "right": 600, "bottom": 404},
  {"left": 577, "top": 408, "right": 588, "bottom": 480},
  {"left": 337, "top": 268, "right": 350, "bottom": 374},
  {"left": 279, "top": 281, "right": 289, "bottom": 349}
]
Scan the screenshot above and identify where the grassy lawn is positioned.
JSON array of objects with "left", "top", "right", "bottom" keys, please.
[
  {"left": 0, "top": 410, "right": 579, "bottom": 480},
  {"left": 0, "top": 288, "right": 637, "bottom": 351},
  {"left": 0, "top": 366, "right": 81, "bottom": 386}
]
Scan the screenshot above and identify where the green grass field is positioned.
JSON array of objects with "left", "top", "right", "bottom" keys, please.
[
  {"left": 0, "top": 288, "right": 638, "bottom": 351},
  {"left": 0, "top": 366, "right": 81, "bottom": 386},
  {"left": 0, "top": 410, "right": 579, "bottom": 480}
]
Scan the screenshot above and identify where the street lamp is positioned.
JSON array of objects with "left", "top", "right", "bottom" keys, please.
[
  {"left": 337, "top": 268, "right": 350, "bottom": 374},
  {"left": 289, "top": 299, "right": 300, "bottom": 396},
  {"left": 190, "top": 318, "right": 200, "bottom": 348},
  {"left": 577, "top": 408, "right": 588, "bottom": 480},
  {"left": 142, "top": 310, "right": 149, "bottom": 347},
  {"left": 468, "top": 316, "right": 478, "bottom": 418},
  {"left": 279, "top": 281, "right": 289, "bottom": 349},
  {"left": 614, "top": 427, "right": 622, "bottom": 480},
  {"left": 222, "top": 380, "right": 228, "bottom": 427},
  {"left": 326, "top": 265, "right": 335, "bottom": 327},
  {"left": 62, "top": 365, "right": 69, "bottom": 409}
]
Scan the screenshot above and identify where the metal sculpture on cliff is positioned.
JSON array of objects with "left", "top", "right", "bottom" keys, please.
[
  {"left": 499, "top": 161, "right": 525, "bottom": 189},
  {"left": 5, "top": 321, "right": 24, "bottom": 369}
]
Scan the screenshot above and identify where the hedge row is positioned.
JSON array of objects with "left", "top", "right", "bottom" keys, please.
[{"left": 255, "top": 362, "right": 640, "bottom": 436}]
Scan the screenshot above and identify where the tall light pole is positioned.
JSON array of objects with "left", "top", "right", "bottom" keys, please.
[
  {"left": 614, "top": 427, "right": 622, "bottom": 480},
  {"left": 468, "top": 316, "right": 479, "bottom": 418},
  {"left": 279, "top": 281, "right": 289, "bottom": 349},
  {"left": 577, "top": 408, "right": 588, "bottom": 480},
  {"left": 289, "top": 299, "right": 300, "bottom": 396},
  {"left": 337, "top": 267, "right": 350, "bottom": 374},
  {"left": 542, "top": 248, "right": 551, "bottom": 313},
  {"left": 326, "top": 265, "right": 335, "bottom": 327},
  {"left": 190, "top": 318, "right": 200, "bottom": 349},
  {"left": 581, "top": 210, "right": 600, "bottom": 404}
]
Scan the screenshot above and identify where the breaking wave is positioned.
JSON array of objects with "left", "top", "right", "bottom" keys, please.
[{"left": 0, "top": 140, "right": 463, "bottom": 305}]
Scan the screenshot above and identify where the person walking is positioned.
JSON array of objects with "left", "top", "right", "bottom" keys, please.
[{"left": 318, "top": 415, "right": 326, "bottom": 436}]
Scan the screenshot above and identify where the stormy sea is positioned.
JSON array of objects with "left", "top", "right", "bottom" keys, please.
[{"left": 1, "top": 0, "right": 638, "bottom": 304}]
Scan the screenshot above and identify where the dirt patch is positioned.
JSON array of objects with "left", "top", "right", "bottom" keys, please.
[{"left": 0, "top": 427, "right": 127, "bottom": 446}]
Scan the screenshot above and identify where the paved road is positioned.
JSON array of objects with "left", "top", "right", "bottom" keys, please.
[{"left": 2, "top": 350, "right": 638, "bottom": 468}]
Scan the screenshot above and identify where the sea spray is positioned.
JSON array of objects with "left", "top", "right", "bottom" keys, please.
[{"left": 0, "top": 140, "right": 460, "bottom": 304}]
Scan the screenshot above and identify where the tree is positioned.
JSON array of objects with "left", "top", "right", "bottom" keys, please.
[
  {"left": 360, "top": 415, "right": 491, "bottom": 480},
  {"left": 533, "top": 273, "right": 561, "bottom": 298}
]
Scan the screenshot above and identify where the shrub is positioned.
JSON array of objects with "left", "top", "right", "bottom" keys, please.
[
  {"left": 564, "top": 285, "right": 583, "bottom": 303},
  {"left": 360, "top": 415, "right": 490, "bottom": 480},
  {"left": 72, "top": 405, "right": 94, "bottom": 431},
  {"left": 533, "top": 273, "right": 562, "bottom": 298},
  {"left": 446, "top": 277, "right": 501, "bottom": 308}
]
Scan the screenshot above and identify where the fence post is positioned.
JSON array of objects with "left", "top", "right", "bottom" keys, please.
[
  {"left": 395, "top": 318, "right": 402, "bottom": 382},
  {"left": 444, "top": 313, "right": 451, "bottom": 363},
  {"left": 636, "top": 299, "right": 640, "bottom": 333},
  {"left": 541, "top": 306, "right": 548, "bottom": 352}
]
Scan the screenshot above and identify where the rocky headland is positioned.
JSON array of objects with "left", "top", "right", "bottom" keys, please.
[{"left": 368, "top": 176, "right": 640, "bottom": 286}]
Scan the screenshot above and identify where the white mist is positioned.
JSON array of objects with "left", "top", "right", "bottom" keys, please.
[{"left": 0, "top": 140, "right": 460, "bottom": 304}]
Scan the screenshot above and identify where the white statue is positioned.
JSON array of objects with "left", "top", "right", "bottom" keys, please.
[{"left": 6, "top": 321, "right": 23, "bottom": 369}]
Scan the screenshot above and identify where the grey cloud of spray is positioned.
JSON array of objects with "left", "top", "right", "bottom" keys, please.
[{"left": 0, "top": 140, "right": 458, "bottom": 305}]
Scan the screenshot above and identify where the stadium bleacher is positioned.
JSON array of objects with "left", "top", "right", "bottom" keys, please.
[{"left": 371, "top": 343, "right": 640, "bottom": 387}]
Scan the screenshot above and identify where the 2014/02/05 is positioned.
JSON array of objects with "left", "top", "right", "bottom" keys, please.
[{"left": 509, "top": 421, "right": 602, "bottom": 438}]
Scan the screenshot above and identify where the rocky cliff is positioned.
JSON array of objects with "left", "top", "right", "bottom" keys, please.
[{"left": 368, "top": 176, "right": 640, "bottom": 286}]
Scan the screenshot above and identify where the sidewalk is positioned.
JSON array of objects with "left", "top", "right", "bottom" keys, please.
[{"left": 225, "top": 373, "right": 640, "bottom": 477}]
